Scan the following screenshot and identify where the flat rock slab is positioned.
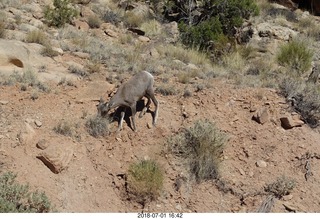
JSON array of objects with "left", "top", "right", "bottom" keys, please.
[{"left": 37, "top": 140, "right": 74, "bottom": 174}]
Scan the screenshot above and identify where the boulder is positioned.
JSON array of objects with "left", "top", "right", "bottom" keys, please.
[
  {"left": 0, "top": 39, "right": 29, "bottom": 69},
  {"left": 37, "top": 139, "right": 74, "bottom": 174}
]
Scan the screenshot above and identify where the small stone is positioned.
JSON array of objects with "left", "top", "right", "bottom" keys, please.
[
  {"left": 283, "top": 194, "right": 293, "bottom": 201},
  {"left": 147, "top": 123, "right": 152, "bottom": 129},
  {"left": 252, "top": 107, "right": 269, "bottom": 124},
  {"left": 0, "top": 100, "right": 9, "bottom": 105},
  {"left": 36, "top": 139, "right": 48, "bottom": 150},
  {"left": 280, "top": 116, "right": 304, "bottom": 129},
  {"left": 256, "top": 160, "right": 267, "bottom": 168},
  {"left": 239, "top": 168, "right": 245, "bottom": 175},
  {"left": 175, "top": 204, "right": 182, "bottom": 211},
  {"left": 138, "top": 36, "right": 150, "bottom": 42},
  {"left": 104, "top": 29, "right": 118, "bottom": 38},
  {"left": 34, "top": 120, "right": 42, "bottom": 127}
]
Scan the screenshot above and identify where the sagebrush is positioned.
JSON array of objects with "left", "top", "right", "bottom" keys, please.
[
  {"left": 0, "top": 172, "right": 52, "bottom": 213},
  {"left": 127, "top": 159, "right": 163, "bottom": 205}
]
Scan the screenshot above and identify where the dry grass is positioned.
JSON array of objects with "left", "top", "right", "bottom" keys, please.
[
  {"left": 140, "top": 19, "right": 162, "bottom": 37},
  {"left": 0, "top": 20, "right": 5, "bottom": 38},
  {"left": 168, "top": 119, "right": 228, "bottom": 182},
  {"left": 157, "top": 44, "right": 211, "bottom": 67},
  {"left": 87, "top": 14, "right": 102, "bottom": 29},
  {"left": 297, "top": 18, "right": 320, "bottom": 40},
  {"left": 265, "top": 176, "right": 295, "bottom": 198},
  {"left": 25, "top": 30, "right": 49, "bottom": 45},
  {"left": 85, "top": 116, "right": 110, "bottom": 137}
]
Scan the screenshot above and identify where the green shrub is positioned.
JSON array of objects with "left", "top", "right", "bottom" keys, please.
[
  {"left": 85, "top": 116, "right": 110, "bottom": 137},
  {"left": 265, "top": 176, "right": 295, "bottom": 198},
  {"left": 0, "top": 172, "right": 52, "bottom": 212},
  {"left": 168, "top": 0, "right": 259, "bottom": 52},
  {"left": 179, "top": 16, "right": 226, "bottom": 51},
  {"left": 44, "top": 0, "right": 78, "bottom": 28},
  {"left": 168, "top": 119, "right": 227, "bottom": 182},
  {"left": 277, "top": 39, "right": 313, "bottom": 74},
  {"left": 127, "top": 159, "right": 163, "bottom": 204}
]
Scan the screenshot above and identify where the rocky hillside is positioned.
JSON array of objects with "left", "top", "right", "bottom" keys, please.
[{"left": 1, "top": 0, "right": 320, "bottom": 213}]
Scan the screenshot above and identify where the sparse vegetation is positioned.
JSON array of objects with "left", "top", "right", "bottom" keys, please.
[
  {"left": 41, "top": 44, "right": 59, "bottom": 57},
  {"left": 85, "top": 116, "right": 110, "bottom": 137},
  {"left": 265, "top": 176, "right": 295, "bottom": 198},
  {"left": 155, "top": 84, "right": 178, "bottom": 96},
  {"left": 0, "top": 20, "right": 6, "bottom": 38},
  {"left": 168, "top": 119, "right": 227, "bottom": 182},
  {"left": 124, "top": 11, "right": 147, "bottom": 28},
  {"left": 87, "top": 15, "right": 102, "bottom": 29},
  {"left": 53, "top": 120, "right": 77, "bottom": 137},
  {"left": 25, "top": 30, "right": 49, "bottom": 45},
  {"left": 0, "top": 172, "right": 52, "bottom": 212},
  {"left": 68, "top": 65, "right": 88, "bottom": 77},
  {"left": 44, "top": 0, "right": 78, "bottom": 28},
  {"left": 276, "top": 39, "right": 313, "bottom": 75},
  {"left": 102, "top": 10, "right": 121, "bottom": 25},
  {"left": 0, "top": 70, "right": 50, "bottom": 93},
  {"left": 279, "top": 77, "right": 320, "bottom": 127},
  {"left": 127, "top": 159, "right": 163, "bottom": 205}
]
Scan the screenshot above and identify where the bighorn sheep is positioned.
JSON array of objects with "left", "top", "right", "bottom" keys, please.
[{"left": 97, "top": 71, "right": 159, "bottom": 131}]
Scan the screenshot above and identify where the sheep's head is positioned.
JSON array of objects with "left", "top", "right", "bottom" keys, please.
[{"left": 97, "top": 97, "right": 112, "bottom": 117}]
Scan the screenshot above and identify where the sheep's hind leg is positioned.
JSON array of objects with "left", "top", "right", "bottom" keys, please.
[{"left": 118, "top": 110, "right": 125, "bottom": 131}]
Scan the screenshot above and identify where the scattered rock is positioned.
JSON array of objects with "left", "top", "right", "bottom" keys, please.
[
  {"left": 104, "top": 29, "right": 118, "bottom": 38},
  {"left": 128, "top": 28, "right": 145, "bottom": 36},
  {"left": 280, "top": 116, "right": 304, "bottom": 129},
  {"left": 283, "top": 194, "right": 293, "bottom": 201},
  {"left": 283, "top": 203, "right": 297, "bottom": 212},
  {"left": 36, "top": 139, "right": 49, "bottom": 150},
  {"left": 34, "top": 120, "right": 42, "bottom": 127},
  {"left": 73, "top": 51, "right": 90, "bottom": 59},
  {"left": 256, "top": 160, "right": 267, "bottom": 168},
  {"left": 238, "top": 168, "right": 245, "bottom": 175},
  {"left": 18, "top": 122, "right": 35, "bottom": 145},
  {"left": 252, "top": 107, "right": 269, "bottom": 124},
  {"left": 0, "top": 100, "right": 9, "bottom": 105},
  {"left": 73, "top": 20, "right": 90, "bottom": 31},
  {"left": 138, "top": 36, "right": 150, "bottom": 42}
]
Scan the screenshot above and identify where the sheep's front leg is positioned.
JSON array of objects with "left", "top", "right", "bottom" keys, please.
[
  {"left": 139, "top": 96, "right": 151, "bottom": 118},
  {"left": 130, "top": 105, "right": 137, "bottom": 131}
]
